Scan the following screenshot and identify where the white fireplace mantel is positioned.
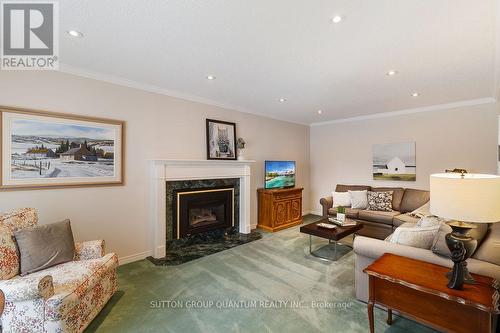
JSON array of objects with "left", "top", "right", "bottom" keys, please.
[{"left": 149, "top": 159, "right": 255, "bottom": 258}]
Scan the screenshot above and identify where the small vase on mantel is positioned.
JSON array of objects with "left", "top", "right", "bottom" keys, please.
[
  {"left": 237, "top": 149, "right": 246, "bottom": 161},
  {"left": 236, "top": 138, "right": 246, "bottom": 161}
]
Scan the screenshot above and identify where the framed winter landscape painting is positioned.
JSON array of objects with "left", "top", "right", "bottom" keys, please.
[
  {"left": 0, "top": 107, "right": 124, "bottom": 190},
  {"left": 206, "top": 119, "right": 237, "bottom": 160},
  {"left": 372, "top": 142, "right": 416, "bottom": 181}
]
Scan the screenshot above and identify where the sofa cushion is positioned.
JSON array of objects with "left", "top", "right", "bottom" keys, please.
[
  {"left": 372, "top": 187, "right": 405, "bottom": 211},
  {"left": 473, "top": 223, "right": 500, "bottom": 265},
  {"left": 332, "top": 191, "right": 351, "bottom": 207},
  {"left": 335, "top": 184, "right": 371, "bottom": 193},
  {"left": 0, "top": 208, "right": 38, "bottom": 280},
  {"left": 328, "top": 207, "right": 360, "bottom": 219},
  {"left": 386, "top": 222, "right": 417, "bottom": 241},
  {"left": 390, "top": 224, "right": 440, "bottom": 249},
  {"left": 358, "top": 210, "right": 400, "bottom": 225},
  {"left": 15, "top": 220, "right": 75, "bottom": 276},
  {"left": 400, "top": 189, "right": 430, "bottom": 213},
  {"left": 367, "top": 191, "right": 393, "bottom": 212},
  {"left": 432, "top": 222, "right": 489, "bottom": 257},
  {"left": 393, "top": 213, "right": 420, "bottom": 228},
  {"left": 349, "top": 190, "right": 368, "bottom": 209}
]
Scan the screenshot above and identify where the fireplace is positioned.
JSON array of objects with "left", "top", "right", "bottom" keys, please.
[
  {"left": 150, "top": 160, "right": 253, "bottom": 259},
  {"left": 173, "top": 186, "right": 235, "bottom": 239}
]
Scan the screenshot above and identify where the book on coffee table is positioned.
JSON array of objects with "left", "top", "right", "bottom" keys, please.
[{"left": 328, "top": 217, "right": 357, "bottom": 227}]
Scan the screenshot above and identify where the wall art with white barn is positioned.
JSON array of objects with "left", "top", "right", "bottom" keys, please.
[{"left": 372, "top": 142, "right": 416, "bottom": 181}]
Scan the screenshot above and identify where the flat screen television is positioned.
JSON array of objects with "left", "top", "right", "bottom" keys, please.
[{"left": 265, "top": 160, "right": 296, "bottom": 189}]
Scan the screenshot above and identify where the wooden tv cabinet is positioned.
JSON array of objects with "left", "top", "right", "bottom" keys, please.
[{"left": 257, "top": 187, "right": 303, "bottom": 232}]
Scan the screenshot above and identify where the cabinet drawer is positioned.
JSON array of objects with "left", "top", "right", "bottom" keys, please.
[{"left": 274, "top": 192, "right": 301, "bottom": 200}]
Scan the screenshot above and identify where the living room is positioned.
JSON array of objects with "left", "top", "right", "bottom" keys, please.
[{"left": 0, "top": 1, "right": 499, "bottom": 332}]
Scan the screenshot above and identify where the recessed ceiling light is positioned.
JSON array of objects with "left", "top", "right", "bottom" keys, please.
[
  {"left": 206, "top": 75, "right": 216, "bottom": 80},
  {"left": 386, "top": 70, "right": 398, "bottom": 76},
  {"left": 332, "top": 16, "right": 343, "bottom": 23},
  {"left": 279, "top": 98, "right": 287, "bottom": 103},
  {"left": 317, "top": 110, "right": 323, "bottom": 115},
  {"left": 67, "top": 30, "right": 83, "bottom": 38},
  {"left": 412, "top": 92, "right": 420, "bottom": 97}
]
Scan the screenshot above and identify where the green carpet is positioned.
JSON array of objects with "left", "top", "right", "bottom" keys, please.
[{"left": 86, "top": 215, "right": 436, "bottom": 333}]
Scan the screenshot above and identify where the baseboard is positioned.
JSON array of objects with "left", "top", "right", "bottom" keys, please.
[
  {"left": 302, "top": 209, "right": 323, "bottom": 216},
  {"left": 119, "top": 250, "right": 152, "bottom": 265}
]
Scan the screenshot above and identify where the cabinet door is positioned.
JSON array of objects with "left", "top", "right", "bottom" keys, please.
[
  {"left": 290, "top": 198, "right": 302, "bottom": 222},
  {"left": 273, "top": 201, "right": 288, "bottom": 226}
]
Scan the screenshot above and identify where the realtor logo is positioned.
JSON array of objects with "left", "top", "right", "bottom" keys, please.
[{"left": 1, "top": 1, "right": 58, "bottom": 70}]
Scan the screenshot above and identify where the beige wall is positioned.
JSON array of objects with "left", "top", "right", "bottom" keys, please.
[
  {"left": 0, "top": 71, "right": 310, "bottom": 262},
  {"left": 310, "top": 103, "right": 499, "bottom": 214}
]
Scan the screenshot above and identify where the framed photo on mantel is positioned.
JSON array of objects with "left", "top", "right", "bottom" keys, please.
[
  {"left": 0, "top": 106, "right": 124, "bottom": 190},
  {"left": 206, "top": 119, "right": 237, "bottom": 160}
]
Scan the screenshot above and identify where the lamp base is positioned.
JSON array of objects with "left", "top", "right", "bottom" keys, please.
[{"left": 445, "top": 221, "right": 478, "bottom": 290}]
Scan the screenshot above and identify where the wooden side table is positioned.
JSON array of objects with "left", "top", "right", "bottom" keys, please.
[{"left": 364, "top": 253, "right": 499, "bottom": 333}]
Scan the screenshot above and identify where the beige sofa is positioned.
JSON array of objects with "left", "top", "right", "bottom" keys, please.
[
  {"left": 320, "top": 184, "right": 500, "bottom": 304},
  {"left": 320, "top": 184, "right": 429, "bottom": 239}
]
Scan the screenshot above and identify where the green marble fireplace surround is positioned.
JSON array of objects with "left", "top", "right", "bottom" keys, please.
[{"left": 166, "top": 178, "right": 240, "bottom": 241}]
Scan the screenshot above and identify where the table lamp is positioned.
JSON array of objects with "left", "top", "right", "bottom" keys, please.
[{"left": 430, "top": 173, "right": 500, "bottom": 290}]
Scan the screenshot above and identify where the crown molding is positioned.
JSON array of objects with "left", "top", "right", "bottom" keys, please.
[
  {"left": 58, "top": 63, "right": 308, "bottom": 126},
  {"left": 58, "top": 64, "right": 496, "bottom": 128},
  {"left": 310, "top": 98, "right": 497, "bottom": 127}
]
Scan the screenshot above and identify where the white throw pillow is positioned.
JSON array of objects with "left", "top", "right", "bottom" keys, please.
[
  {"left": 349, "top": 190, "right": 368, "bottom": 209},
  {"left": 332, "top": 191, "right": 351, "bottom": 207},
  {"left": 390, "top": 224, "right": 440, "bottom": 249},
  {"left": 416, "top": 216, "right": 444, "bottom": 228}
]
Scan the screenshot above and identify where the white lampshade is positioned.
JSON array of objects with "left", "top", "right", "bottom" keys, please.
[{"left": 430, "top": 173, "right": 500, "bottom": 223}]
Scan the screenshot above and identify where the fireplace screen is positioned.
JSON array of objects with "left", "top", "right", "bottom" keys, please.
[
  {"left": 189, "top": 203, "right": 224, "bottom": 227},
  {"left": 175, "top": 187, "right": 234, "bottom": 238}
]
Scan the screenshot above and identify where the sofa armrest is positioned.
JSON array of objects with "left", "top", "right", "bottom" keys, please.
[
  {"left": 319, "top": 196, "right": 333, "bottom": 217},
  {"left": 75, "top": 240, "right": 105, "bottom": 260},
  {"left": 0, "top": 275, "right": 54, "bottom": 302},
  {"left": 353, "top": 236, "right": 451, "bottom": 264}
]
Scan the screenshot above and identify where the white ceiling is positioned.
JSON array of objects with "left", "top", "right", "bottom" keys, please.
[{"left": 59, "top": 0, "right": 498, "bottom": 124}]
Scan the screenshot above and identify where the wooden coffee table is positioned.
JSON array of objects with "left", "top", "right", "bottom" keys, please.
[
  {"left": 364, "top": 253, "right": 499, "bottom": 333},
  {"left": 299, "top": 218, "right": 363, "bottom": 261}
]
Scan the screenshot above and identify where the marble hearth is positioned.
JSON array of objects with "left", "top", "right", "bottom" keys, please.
[{"left": 149, "top": 159, "right": 255, "bottom": 258}]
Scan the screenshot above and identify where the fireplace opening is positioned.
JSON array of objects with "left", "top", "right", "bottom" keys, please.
[{"left": 174, "top": 187, "right": 234, "bottom": 238}]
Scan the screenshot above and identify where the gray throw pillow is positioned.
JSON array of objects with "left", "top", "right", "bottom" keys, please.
[
  {"left": 367, "top": 191, "right": 393, "bottom": 212},
  {"left": 431, "top": 222, "right": 489, "bottom": 258},
  {"left": 14, "top": 219, "right": 75, "bottom": 276}
]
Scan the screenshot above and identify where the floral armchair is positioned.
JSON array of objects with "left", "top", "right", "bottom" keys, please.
[{"left": 0, "top": 208, "right": 118, "bottom": 333}]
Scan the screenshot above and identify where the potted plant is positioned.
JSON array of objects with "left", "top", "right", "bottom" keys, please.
[{"left": 337, "top": 206, "right": 346, "bottom": 222}]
